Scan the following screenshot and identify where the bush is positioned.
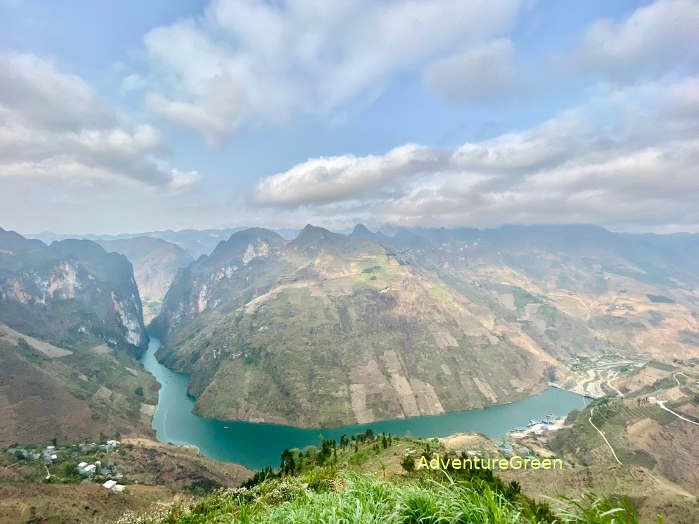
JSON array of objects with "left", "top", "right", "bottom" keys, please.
[{"left": 400, "top": 454, "right": 415, "bottom": 473}]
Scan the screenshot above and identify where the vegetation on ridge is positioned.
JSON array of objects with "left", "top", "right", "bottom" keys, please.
[{"left": 119, "top": 431, "right": 648, "bottom": 524}]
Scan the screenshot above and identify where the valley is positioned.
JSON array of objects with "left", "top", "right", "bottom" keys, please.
[
  {"left": 1, "top": 223, "right": 697, "bottom": 523},
  {"left": 140, "top": 335, "right": 587, "bottom": 469},
  {"left": 97, "top": 237, "right": 193, "bottom": 323}
]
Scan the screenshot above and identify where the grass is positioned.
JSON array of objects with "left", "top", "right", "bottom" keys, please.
[
  {"left": 118, "top": 470, "right": 642, "bottom": 524},
  {"left": 535, "top": 305, "right": 558, "bottom": 328},
  {"left": 117, "top": 433, "right": 644, "bottom": 524}
]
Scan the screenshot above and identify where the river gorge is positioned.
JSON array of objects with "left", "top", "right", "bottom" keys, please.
[{"left": 141, "top": 337, "right": 588, "bottom": 470}]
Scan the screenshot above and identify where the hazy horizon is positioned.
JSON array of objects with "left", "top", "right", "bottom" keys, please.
[{"left": 12, "top": 221, "right": 699, "bottom": 241}]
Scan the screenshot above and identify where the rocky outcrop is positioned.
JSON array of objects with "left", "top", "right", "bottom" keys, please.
[
  {"left": 152, "top": 228, "right": 288, "bottom": 337},
  {"left": 0, "top": 228, "right": 146, "bottom": 351},
  {"left": 98, "top": 237, "right": 193, "bottom": 323}
]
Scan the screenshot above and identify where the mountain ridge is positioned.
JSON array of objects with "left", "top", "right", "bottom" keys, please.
[{"left": 152, "top": 223, "right": 698, "bottom": 428}]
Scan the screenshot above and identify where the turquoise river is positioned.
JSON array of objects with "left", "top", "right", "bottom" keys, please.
[{"left": 141, "top": 337, "right": 588, "bottom": 470}]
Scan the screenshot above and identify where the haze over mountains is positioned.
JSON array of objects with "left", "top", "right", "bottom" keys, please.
[
  {"left": 28, "top": 228, "right": 302, "bottom": 260},
  {"left": 3, "top": 223, "right": 698, "bottom": 440},
  {"left": 146, "top": 223, "right": 699, "bottom": 427},
  {"left": 1, "top": 221, "right": 698, "bottom": 521}
]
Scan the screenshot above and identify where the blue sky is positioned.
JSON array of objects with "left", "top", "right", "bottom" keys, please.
[{"left": 1, "top": 0, "right": 697, "bottom": 234}]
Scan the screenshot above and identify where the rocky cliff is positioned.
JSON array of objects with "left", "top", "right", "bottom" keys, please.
[
  {"left": 0, "top": 228, "right": 158, "bottom": 445},
  {"left": 0, "top": 229, "right": 147, "bottom": 351},
  {"left": 98, "top": 237, "right": 193, "bottom": 323}
]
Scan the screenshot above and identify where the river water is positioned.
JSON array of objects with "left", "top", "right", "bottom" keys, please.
[{"left": 141, "top": 337, "right": 587, "bottom": 470}]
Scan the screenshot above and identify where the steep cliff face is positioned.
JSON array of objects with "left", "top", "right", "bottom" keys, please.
[
  {"left": 152, "top": 228, "right": 289, "bottom": 337},
  {"left": 0, "top": 229, "right": 146, "bottom": 351},
  {"left": 98, "top": 237, "right": 194, "bottom": 323},
  {"left": 0, "top": 228, "right": 157, "bottom": 445}
]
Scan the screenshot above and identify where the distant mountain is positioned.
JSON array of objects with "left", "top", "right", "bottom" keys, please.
[
  {"left": 152, "top": 224, "right": 699, "bottom": 428},
  {"left": 29, "top": 227, "right": 302, "bottom": 259},
  {"left": 0, "top": 228, "right": 157, "bottom": 445},
  {"left": 138, "top": 229, "right": 247, "bottom": 259},
  {"left": 29, "top": 228, "right": 244, "bottom": 259},
  {"left": 98, "top": 237, "right": 194, "bottom": 323}
]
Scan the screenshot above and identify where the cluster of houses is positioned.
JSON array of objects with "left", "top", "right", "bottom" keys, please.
[
  {"left": 7, "top": 444, "right": 58, "bottom": 464},
  {"left": 78, "top": 439, "right": 120, "bottom": 454},
  {"left": 76, "top": 440, "right": 126, "bottom": 492},
  {"left": 7, "top": 439, "right": 127, "bottom": 493}
]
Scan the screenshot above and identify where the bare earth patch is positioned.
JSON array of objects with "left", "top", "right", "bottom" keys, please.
[{"left": 0, "top": 323, "right": 72, "bottom": 358}]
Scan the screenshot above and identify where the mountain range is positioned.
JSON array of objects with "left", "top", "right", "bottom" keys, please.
[{"left": 152, "top": 224, "right": 699, "bottom": 427}]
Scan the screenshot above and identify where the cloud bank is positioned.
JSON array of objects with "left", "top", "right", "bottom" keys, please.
[
  {"left": 573, "top": 0, "right": 699, "bottom": 81},
  {"left": 255, "top": 76, "right": 699, "bottom": 231},
  {"left": 0, "top": 53, "right": 199, "bottom": 190}
]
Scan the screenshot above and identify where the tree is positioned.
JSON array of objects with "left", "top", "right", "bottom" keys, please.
[
  {"left": 340, "top": 434, "right": 349, "bottom": 448},
  {"left": 401, "top": 454, "right": 415, "bottom": 473},
  {"left": 280, "top": 449, "right": 295, "bottom": 475},
  {"left": 381, "top": 433, "right": 388, "bottom": 449}
]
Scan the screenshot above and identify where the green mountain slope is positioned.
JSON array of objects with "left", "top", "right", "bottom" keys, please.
[
  {"left": 153, "top": 226, "right": 570, "bottom": 427},
  {"left": 123, "top": 432, "right": 658, "bottom": 524},
  {"left": 153, "top": 224, "right": 699, "bottom": 428}
]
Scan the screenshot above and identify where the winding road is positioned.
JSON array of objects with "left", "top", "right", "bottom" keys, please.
[{"left": 656, "top": 400, "right": 699, "bottom": 426}]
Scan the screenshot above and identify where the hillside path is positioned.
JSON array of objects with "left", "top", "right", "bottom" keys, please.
[
  {"left": 656, "top": 401, "right": 699, "bottom": 426},
  {"left": 588, "top": 407, "right": 623, "bottom": 465}
]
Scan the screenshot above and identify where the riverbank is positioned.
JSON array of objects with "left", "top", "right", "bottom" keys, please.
[{"left": 141, "top": 337, "right": 588, "bottom": 469}]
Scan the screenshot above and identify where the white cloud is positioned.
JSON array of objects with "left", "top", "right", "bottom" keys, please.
[
  {"left": 423, "top": 39, "right": 517, "bottom": 101},
  {"left": 138, "top": 0, "right": 523, "bottom": 143},
  {"left": 145, "top": 91, "right": 241, "bottom": 147},
  {"left": 0, "top": 52, "right": 199, "bottom": 191},
  {"left": 255, "top": 144, "right": 448, "bottom": 206},
  {"left": 252, "top": 76, "right": 699, "bottom": 231},
  {"left": 0, "top": 53, "right": 111, "bottom": 131},
  {"left": 573, "top": 0, "right": 699, "bottom": 81}
]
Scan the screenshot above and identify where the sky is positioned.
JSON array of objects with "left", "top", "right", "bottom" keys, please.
[{"left": 1, "top": 0, "right": 698, "bottom": 235}]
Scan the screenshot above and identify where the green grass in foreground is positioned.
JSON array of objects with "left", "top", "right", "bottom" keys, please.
[
  {"left": 117, "top": 432, "right": 649, "bottom": 523},
  {"left": 118, "top": 471, "right": 643, "bottom": 523}
]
